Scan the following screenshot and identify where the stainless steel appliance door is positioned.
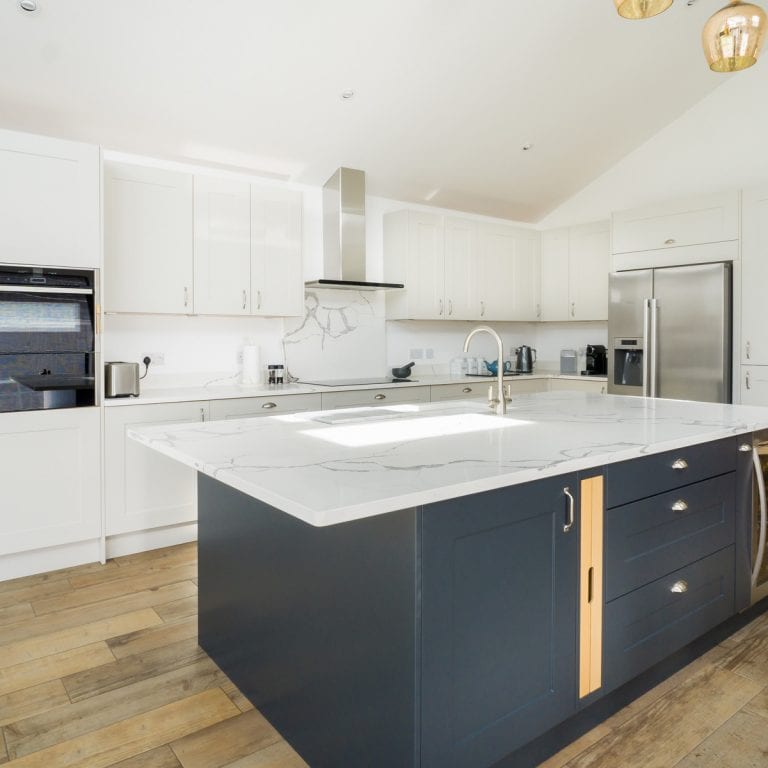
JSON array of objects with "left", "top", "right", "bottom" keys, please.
[
  {"left": 652, "top": 263, "right": 731, "bottom": 404},
  {"left": 752, "top": 437, "right": 768, "bottom": 604},
  {"left": 607, "top": 270, "right": 652, "bottom": 395}
]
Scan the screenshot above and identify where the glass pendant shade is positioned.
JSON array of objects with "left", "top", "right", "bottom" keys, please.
[
  {"left": 614, "top": 0, "right": 674, "bottom": 19},
  {"left": 703, "top": 1, "right": 768, "bottom": 72}
]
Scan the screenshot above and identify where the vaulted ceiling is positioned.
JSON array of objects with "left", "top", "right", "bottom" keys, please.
[{"left": 0, "top": 0, "right": 731, "bottom": 220}]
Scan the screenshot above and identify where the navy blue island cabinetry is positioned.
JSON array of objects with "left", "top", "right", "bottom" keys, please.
[{"left": 196, "top": 435, "right": 753, "bottom": 768}]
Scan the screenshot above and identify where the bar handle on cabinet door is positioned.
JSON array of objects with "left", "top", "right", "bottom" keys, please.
[
  {"left": 257, "top": 290, "right": 262, "bottom": 311},
  {"left": 448, "top": 299, "right": 453, "bottom": 316},
  {"left": 536, "top": 303, "right": 541, "bottom": 319},
  {"left": 480, "top": 300, "right": 485, "bottom": 317},
  {"left": 747, "top": 371, "right": 752, "bottom": 391},
  {"left": 649, "top": 298, "right": 659, "bottom": 398},
  {"left": 642, "top": 299, "right": 651, "bottom": 397},
  {"left": 242, "top": 290, "right": 247, "bottom": 310},
  {"left": 571, "top": 301, "right": 575, "bottom": 318},
  {"left": 752, "top": 447, "right": 767, "bottom": 588},
  {"left": 184, "top": 287, "right": 189, "bottom": 308},
  {"left": 747, "top": 341, "right": 752, "bottom": 360},
  {"left": 200, "top": 408, "right": 206, "bottom": 422},
  {"left": 563, "top": 486, "right": 575, "bottom": 533},
  {"left": 439, "top": 299, "right": 444, "bottom": 316}
]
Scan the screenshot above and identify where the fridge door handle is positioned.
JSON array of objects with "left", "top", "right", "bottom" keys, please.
[
  {"left": 753, "top": 447, "right": 767, "bottom": 589},
  {"left": 643, "top": 299, "right": 651, "bottom": 397},
  {"left": 649, "top": 298, "right": 659, "bottom": 398}
]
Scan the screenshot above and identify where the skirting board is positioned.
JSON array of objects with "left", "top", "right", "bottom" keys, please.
[
  {"left": 0, "top": 538, "right": 102, "bottom": 582},
  {"left": 106, "top": 522, "right": 198, "bottom": 559}
]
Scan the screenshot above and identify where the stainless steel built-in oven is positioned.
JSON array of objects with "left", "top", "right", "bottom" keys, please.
[
  {"left": 750, "top": 432, "right": 768, "bottom": 604},
  {"left": 0, "top": 266, "right": 99, "bottom": 413}
]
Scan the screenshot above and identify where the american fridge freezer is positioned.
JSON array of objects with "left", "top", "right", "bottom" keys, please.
[{"left": 607, "top": 263, "right": 732, "bottom": 403}]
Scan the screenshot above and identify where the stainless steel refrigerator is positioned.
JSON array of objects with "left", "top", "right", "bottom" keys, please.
[{"left": 607, "top": 263, "right": 732, "bottom": 403}]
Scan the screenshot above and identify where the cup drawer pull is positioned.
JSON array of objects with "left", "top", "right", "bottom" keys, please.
[
  {"left": 671, "top": 500, "right": 689, "bottom": 512},
  {"left": 462, "top": 387, "right": 472, "bottom": 393},
  {"left": 670, "top": 580, "right": 688, "bottom": 594},
  {"left": 374, "top": 394, "right": 386, "bottom": 400},
  {"left": 262, "top": 402, "right": 277, "bottom": 409},
  {"left": 671, "top": 458, "right": 688, "bottom": 470}
]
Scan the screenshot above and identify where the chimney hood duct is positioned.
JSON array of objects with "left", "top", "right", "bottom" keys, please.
[{"left": 305, "top": 167, "right": 404, "bottom": 291}]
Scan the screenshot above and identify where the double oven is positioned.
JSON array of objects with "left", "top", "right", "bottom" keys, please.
[{"left": 0, "top": 265, "right": 99, "bottom": 413}]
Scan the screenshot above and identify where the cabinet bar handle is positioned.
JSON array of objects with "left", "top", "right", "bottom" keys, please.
[
  {"left": 480, "top": 300, "right": 485, "bottom": 317},
  {"left": 664, "top": 238, "right": 676, "bottom": 245},
  {"left": 448, "top": 299, "right": 453, "bottom": 316},
  {"left": 439, "top": 299, "right": 443, "bottom": 316},
  {"left": 670, "top": 580, "right": 688, "bottom": 594},
  {"left": 671, "top": 500, "right": 688, "bottom": 512},
  {"left": 671, "top": 458, "right": 688, "bottom": 470},
  {"left": 746, "top": 341, "right": 751, "bottom": 360},
  {"left": 571, "top": 302, "right": 575, "bottom": 318},
  {"left": 200, "top": 408, "right": 206, "bottom": 422},
  {"left": 563, "top": 486, "right": 575, "bottom": 533},
  {"left": 747, "top": 371, "right": 752, "bottom": 390},
  {"left": 257, "top": 290, "right": 262, "bottom": 310},
  {"left": 536, "top": 303, "right": 541, "bottom": 319},
  {"left": 462, "top": 387, "right": 472, "bottom": 393},
  {"left": 242, "top": 290, "right": 247, "bottom": 310},
  {"left": 587, "top": 566, "right": 594, "bottom": 604},
  {"left": 261, "top": 402, "right": 277, "bottom": 409},
  {"left": 374, "top": 393, "right": 386, "bottom": 400},
  {"left": 184, "top": 287, "right": 189, "bottom": 308}
]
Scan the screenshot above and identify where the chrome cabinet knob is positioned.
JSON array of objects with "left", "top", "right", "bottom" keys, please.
[
  {"left": 671, "top": 500, "right": 688, "bottom": 512},
  {"left": 671, "top": 458, "right": 688, "bottom": 470},
  {"left": 670, "top": 580, "right": 688, "bottom": 594}
]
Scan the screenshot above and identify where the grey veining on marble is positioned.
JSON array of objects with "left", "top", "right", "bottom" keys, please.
[{"left": 129, "top": 392, "right": 768, "bottom": 527}]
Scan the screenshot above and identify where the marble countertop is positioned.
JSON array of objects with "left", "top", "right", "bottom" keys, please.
[
  {"left": 105, "top": 372, "right": 607, "bottom": 406},
  {"left": 129, "top": 392, "right": 768, "bottom": 527}
]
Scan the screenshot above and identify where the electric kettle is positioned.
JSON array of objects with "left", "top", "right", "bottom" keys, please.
[{"left": 514, "top": 346, "right": 537, "bottom": 374}]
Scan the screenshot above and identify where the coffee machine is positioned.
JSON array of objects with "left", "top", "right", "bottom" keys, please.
[{"left": 582, "top": 345, "right": 607, "bottom": 376}]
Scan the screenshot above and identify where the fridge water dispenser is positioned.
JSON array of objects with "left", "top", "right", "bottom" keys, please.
[{"left": 613, "top": 338, "right": 644, "bottom": 388}]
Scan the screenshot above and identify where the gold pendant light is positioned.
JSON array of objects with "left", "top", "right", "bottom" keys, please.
[
  {"left": 614, "top": 0, "right": 674, "bottom": 19},
  {"left": 703, "top": 1, "right": 768, "bottom": 72}
]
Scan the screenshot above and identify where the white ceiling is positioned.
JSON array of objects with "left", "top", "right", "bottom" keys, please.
[{"left": 0, "top": 0, "right": 732, "bottom": 221}]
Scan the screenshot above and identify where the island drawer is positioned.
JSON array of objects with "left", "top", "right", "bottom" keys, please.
[
  {"left": 605, "top": 473, "right": 736, "bottom": 601},
  {"left": 605, "top": 437, "right": 736, "bottom": 509},
  {"left": 320, "top": 385, "right": 430, "bottom": 410},
  {"left": 603, "top": 546, "right": 734, "bottom": 693},
  {"left": 209, "top": 393, "right": 322, "bottom": 420}
]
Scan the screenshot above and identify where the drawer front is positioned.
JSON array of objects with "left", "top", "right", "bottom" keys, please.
[
  {"left": 209, "top": 393, "right": 321, "bottom": 420},
  {"left": 603, "top": 546, "right": 735, "bottom": 693},
  {"left": 321, "top": 386, "right": 430, "bottom": 410},
  {"left": 606, "top": 437, "right": 736, "bottom": 508},
  {"left": 605, "top": 473, "right": 735, "bottom": 601},
  {"left": 430, "top": 383, "right": 489, "bottom": 402}
]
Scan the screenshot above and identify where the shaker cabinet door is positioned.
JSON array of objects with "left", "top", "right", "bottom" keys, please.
[
  {"left": 540, "top": 230, "right": 570, "bottom": 321},
  {"left": 741, "top": 187, "right": 768, "bottom": 366},
  {"left": 420, "top": 475, "right": 579, "bottom": 768},
  {"left": 444, "top": 217, "right": 478, "bottom": 320},
  {"left": 569, "top": 222, "right": 609, "bottom": 321}
]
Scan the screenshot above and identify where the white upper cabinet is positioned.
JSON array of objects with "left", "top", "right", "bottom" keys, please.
[
  {"left": 741, "top": 186, "right": 768, "bottom": 366},
  {"left": 568, "top": 222, "right": 610, "bottom": 321},
  {"left": 540, "top": 222, "right": 609, "bottom": 322},
  {"left": 251, "top": 186, "right": 304, "bottom": 317},
  {"left": 444, "top": 217, "right": 478, "bottom": 320},
  {"left": 611, "top": 191, "right": 739, "bottom": 270},
  {"left": 477, "top": 224, "right": 516, "bottom": 321},
  {"left": 385, "top": 210, "right": 445, "bottom": 320},
  {"left": 0, "top": 129, "right": 100, "bottom": 269},
  {"left": 105, "top": 162, "right": 194, "bottom": 314},
  {"left": 507, "top": 228, "right": 541, "bottom": 321},
  {"left": 194, "top": 176, "right": 252, "bottom": 315}
]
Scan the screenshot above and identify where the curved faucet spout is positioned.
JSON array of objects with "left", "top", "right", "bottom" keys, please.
[{"left": 463, "top": 326, "right": 506, "bottom": 416}]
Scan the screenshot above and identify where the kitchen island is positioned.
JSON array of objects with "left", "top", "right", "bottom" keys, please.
[{"left": 130, "top": 392, "right": 768, "bottom": 768}]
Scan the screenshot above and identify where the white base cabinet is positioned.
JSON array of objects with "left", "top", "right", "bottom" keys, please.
[
  {"left": 741, "top": 366, "right": 768, "bottom": 406},
  {"left": 0, "top": 129, "right": 100, "bottom": 269},
  {"left": 105, "top": 401, "right": 208, "bottom": 536},
  {"left": 0, "top": 408, "right": 101, "bottom": 556}
]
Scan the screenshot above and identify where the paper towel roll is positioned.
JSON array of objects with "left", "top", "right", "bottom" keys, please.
[{"left": 241, "top": 345, "right": 261, "bottom": 385}]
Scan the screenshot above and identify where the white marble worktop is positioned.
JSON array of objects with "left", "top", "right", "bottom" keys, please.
[
  {"left": 104, "top": 372, "right": 605, "bottom": 406},
  {"left": 128, "top": 392, "right": 768, "bottom": 527}
]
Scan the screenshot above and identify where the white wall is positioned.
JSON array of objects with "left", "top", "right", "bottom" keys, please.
[{"left": 540, "top": 63, "right": 768, "bottom": 228}]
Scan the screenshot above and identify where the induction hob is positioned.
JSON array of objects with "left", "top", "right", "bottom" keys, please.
[{"left": 299, "top": 377, "right": 418, "bottom": 387}]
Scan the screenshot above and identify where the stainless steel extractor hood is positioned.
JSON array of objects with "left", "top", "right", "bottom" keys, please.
[{"left": 305, "top": 167, "right": 404, "bottom": 291}]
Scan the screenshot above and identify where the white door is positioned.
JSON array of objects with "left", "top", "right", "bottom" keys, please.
[
  {"left": 251, "top": 186, "right": 303, "bottom": 317},
  {"left": 509, "top": 230, "right": 541, "bottom": 321},
  {"left": 540, "top": 230, "right": 570, "bottom": 322},
  {"left": 569, "top": 222, "right": 610, "bottom": 321},
  {"left": 444, "top": 217, "right": 478, "bottom": 320},
  {"left": 105, "top": 401, "right": 208, "bottom": 535},
  {"left": 0, "top": 129, "right": 100, "bottom": 269},
  {"left": 0, "top": 408, "right": 101, "bottom": 556},
  {"left": 405, "top": 212, "right": 445, "bottom": 320},
  {"left": 477, "top": 224, "right": 516, "bottom": 321},
  {"left": 742, "top": 187, "right": 768, "bottom": 365},
  {"left": 741, "top": 366, "right": 768, "bottom": 406},
  {"left": 104, "top": 162, "right": 194, "bottom": 314},
  {"left": 194, "top": 176, "right": 252, "bottom": 315}
]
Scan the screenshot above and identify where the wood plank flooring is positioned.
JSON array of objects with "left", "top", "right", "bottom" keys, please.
[{"left": 1, "top": 543, "right": 767, "bottom": 767}]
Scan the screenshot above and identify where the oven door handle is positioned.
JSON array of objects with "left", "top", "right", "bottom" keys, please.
[
  {"left": 0, "top": 285, "right": 93, "bottom": 295},
  {"left": 753, "top": 447, "right": 767, "bottom": 589}
]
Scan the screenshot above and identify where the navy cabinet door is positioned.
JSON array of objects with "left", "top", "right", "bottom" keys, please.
[{"left": 420, "top": 474, "right": 579, "bottom": 768}]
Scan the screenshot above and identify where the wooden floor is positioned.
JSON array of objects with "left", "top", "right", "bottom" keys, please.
[{"left": 0, "top": 544, "right": 767, "bottom": 768}]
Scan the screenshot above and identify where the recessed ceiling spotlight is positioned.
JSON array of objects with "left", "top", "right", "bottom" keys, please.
[
  {"left": 19, "top": 0, "right": 37, "bottom": 11},
  {"left": 340, "top": 90, "right": 355, "bottom": 100},
  {"left": 521, "top": 143, "right": 534, "bottom": 151}
]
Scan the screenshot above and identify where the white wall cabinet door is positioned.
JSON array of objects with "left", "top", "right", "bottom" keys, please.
[
  {"left": 540, "top": 230, "right": 570, "bottom": 321},
  {"left": 104, "top": 163, "right": 194, "bottom": 314},
  {"left": 194, "top": 177, "right": 251, "bottom": 315},
  {"left": 0, "top": 408, "right": 100, "bottom": 556},
  {"left": 384, "top": 211, "right": 445, "bottom": 320},
  {"left": 741, "top": 187, "right": 768, "bottom": 365},
  {"left": 251, "top": 186, "right": 303, "bottom": 317},
  {"left": 569, "top": 222, "right": 610, "bottom": 321},
  {"left": 0, "top": 129, "right": 100, "bottom": 269},
  {"left": 741, "top": 365, "right": 768, "bottom": 406},
  {"left": 477, "top": 224, "right": 516, "bottom": 321},
  {"left": 509, "top": 230, "right": 541, "bottom": 321},
  {"left": 444, "top": 217, "right": 478, "bottom": 320},
  {"left": 105, "top": 401, "right": 208, "bottom": 536}
]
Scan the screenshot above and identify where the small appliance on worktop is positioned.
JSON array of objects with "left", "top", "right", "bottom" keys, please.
[
  {"left": 105, "top": 362, "right": 140, "bottom": 398},
  {"left": 582, "top": 344, "right": 607, "bottom": 376},
  {"left": 299, "top": 377, "right": 418, "bottom": 386}
]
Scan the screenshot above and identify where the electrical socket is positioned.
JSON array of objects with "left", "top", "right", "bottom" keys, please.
[
  {"left": 409, "top": 348, "right": 424, "bottom": 360},
  {"left": 145, "top": 352, "right": 165, "bottom": 366}
]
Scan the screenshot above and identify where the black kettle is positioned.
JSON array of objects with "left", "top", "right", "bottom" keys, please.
[{"left": 514, "top": 346, "right": 537, "bottom": 373}]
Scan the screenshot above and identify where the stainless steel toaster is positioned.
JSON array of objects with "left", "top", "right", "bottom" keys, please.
[{"left": 105, "top": 362, "right": 140, "bottom": 398}]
